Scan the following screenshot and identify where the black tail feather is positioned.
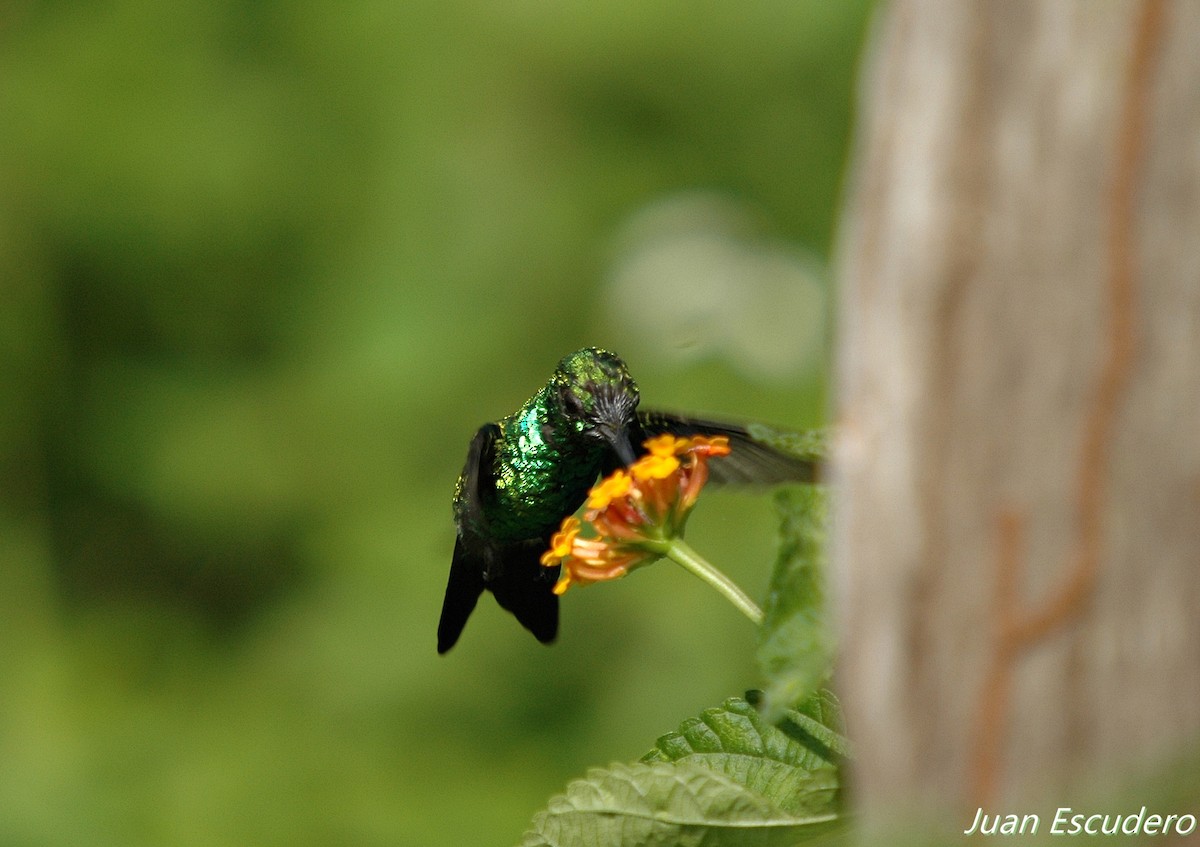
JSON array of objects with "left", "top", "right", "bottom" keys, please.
[
  {"left": 487, "top": 541, "right": 559, "bottom": 645},
  {"left": 438, "top": 535, "right": 559, "bottom": 653}
]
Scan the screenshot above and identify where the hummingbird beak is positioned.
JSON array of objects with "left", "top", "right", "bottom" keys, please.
[{"left": 601, "top": 424, "right": 639, "bottom": 468}]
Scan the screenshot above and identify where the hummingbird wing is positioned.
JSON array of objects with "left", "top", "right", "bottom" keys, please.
[
  {"left": 438, "top": 534, "right": 488, "bottom": 654},
  {"left": 438, "top": 423, "right": 560, "bottom": 653},
  {"left": 438, "top": 423, "right": 499, "bottom": 654},
  {"left": 634, "top": 410, "right": 820, "bottom": 485}
]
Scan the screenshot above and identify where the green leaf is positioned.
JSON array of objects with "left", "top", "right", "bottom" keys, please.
[
  {"left": 519, "top": 695, "right": 846, "bottom": 847},
  {"left": 763, "top": 689, "right": 852, "bottom": 764},
  {"left": 642, "top": 695, "right": 840, "bottom": 817},
  {"left": 516, "top": 760, "right": 838, "bottom": 847},
  {"left": 756, "top": 485, "right": 833, "bottom": 721}
]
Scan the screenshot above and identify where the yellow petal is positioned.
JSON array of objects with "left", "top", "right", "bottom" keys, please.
[
  {"left": 643, "top": 433, "right": 684, "bottom": 457},
  {"left": 587, "top": 469, "right": 632, "bottom": 510},
  {"left": 631, "top": 452, "right": 679, "bottom": 481},
  {"left": 542, "top": 516, "right": 581, "bottom": 566},
  {"left": 552, "top": 572, "right": 573, "bottom": 595}
]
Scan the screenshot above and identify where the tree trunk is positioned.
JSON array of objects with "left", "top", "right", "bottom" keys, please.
[{"left": 833, "top": 0, "right": 1200, "bottom": 836}]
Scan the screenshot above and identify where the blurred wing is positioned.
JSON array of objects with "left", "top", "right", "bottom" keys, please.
[
  {"left": 437, "top": 423, "right": 499, "bottom": 654},
  {"left": 635, "top": 409, "right": 819, "bottom": 485}
]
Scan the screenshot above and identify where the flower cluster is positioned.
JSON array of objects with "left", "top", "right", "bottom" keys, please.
[{"left": 540, "top": 434, "right": 731, "bottom": 596}]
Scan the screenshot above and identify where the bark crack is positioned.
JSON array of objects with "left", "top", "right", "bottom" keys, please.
[{"left": 967, "top": 0, "right": 1166, "bottom": 809}]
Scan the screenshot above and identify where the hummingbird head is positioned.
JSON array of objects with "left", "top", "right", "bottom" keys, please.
[{"left": 552, "top": 347, "right": 641, "bottom": 466}]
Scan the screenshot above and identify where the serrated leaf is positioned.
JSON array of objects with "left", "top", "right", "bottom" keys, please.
[
  {"left": 517, "top": 760, "right": 838, "bottom": 847},
  {"left": 763, "top": 689, "right": 852, "bottom": 764},
  {"left": 641, "top": 695, "right": 839, "bottom": 817},
  {"left": 756, "top": 485, "right": 833, "bottom": 721}
]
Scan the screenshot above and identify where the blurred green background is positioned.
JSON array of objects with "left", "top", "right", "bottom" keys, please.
[{"left": 0, "top": 2, "right": 871, "bottom": 844}]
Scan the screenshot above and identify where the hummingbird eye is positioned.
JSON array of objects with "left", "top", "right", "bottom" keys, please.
[{"left": 560, "top": 388, "right": 587, "bottom": 418}]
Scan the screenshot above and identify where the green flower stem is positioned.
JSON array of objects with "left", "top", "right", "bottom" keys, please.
[{"left": 660, "top": 538, "right": 764, "bottom": 625}]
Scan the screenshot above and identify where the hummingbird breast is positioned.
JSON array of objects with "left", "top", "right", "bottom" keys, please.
[{"left": 485, "top": 390, "right": 602, "bottom": 542}]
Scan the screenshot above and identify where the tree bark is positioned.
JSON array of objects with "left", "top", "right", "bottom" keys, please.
[{"left": 833, "top": 0, "right": 1200, "bottom": 836}]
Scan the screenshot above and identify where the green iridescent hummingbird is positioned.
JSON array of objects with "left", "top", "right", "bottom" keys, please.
[{"left": 437, "top": 347, "right": 817, "bottom": 653}]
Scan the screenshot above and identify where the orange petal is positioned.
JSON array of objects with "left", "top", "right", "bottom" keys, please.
[{"left": 687, "top": 435, "right": 731, "bottom": 457}]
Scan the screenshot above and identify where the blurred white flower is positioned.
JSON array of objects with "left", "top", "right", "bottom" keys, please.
[{"left": 605, "top": 191, "right": 825, "bottom": 381}]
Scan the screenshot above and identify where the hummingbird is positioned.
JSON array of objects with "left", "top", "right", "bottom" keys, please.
[{"left": 437, "top": 347, "right": 817, "bottom": 653}]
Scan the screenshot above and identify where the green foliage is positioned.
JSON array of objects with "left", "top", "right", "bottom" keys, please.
[
  {"left": 519, "top": 474, "right": 844, "bottom": 846},
  {"left": 517, "top": 761, "right": 836, "bottom": 847},
  {"left": 642, "top": 695, "right": 840, "bottom": 816},
  {"left": 756, "top": 486, "right": 833, "bottom": 721},
  {"left": 520, "top": 694, "right": 844, "bottom": 847},
  {"left": 771, "top": 689, "right": 852, "bottom": 765},
  {"left": 0, "top": 1, "right": 870, "bottom": 843}
]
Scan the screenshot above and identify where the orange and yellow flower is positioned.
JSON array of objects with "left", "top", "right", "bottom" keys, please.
[{"left": 540, "top": 434, "right": 731, "bottom": 596}]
